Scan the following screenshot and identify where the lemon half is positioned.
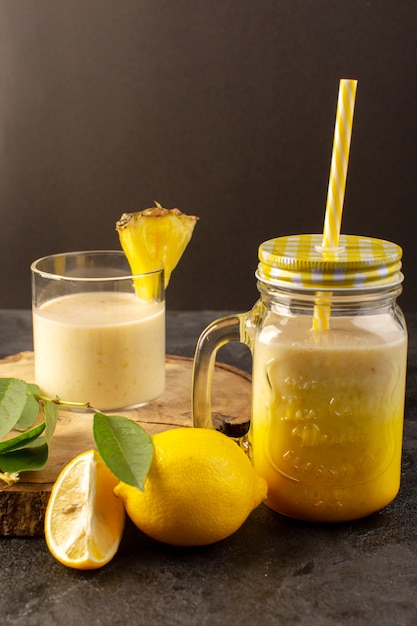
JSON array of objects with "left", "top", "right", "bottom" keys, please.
[{"left": 44, "top": 450, "right": 125, "bottom": 570}]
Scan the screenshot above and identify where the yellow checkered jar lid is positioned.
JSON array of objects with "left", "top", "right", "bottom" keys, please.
[{"left": 256, "top": 234, "right": 403, "bottom": 290}]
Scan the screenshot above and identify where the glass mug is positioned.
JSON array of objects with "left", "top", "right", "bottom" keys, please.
[
  {"left": 31, "top": 250, "right": 165, "bottom": 411},
  {"left": 192, "top": 235, "right": 408, "bottom": 522}
]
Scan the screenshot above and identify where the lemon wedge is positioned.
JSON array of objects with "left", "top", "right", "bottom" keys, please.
[
  {"left": 116, "top": 202, "right": 198, "bottom": 289},
  {"left": 44, "top": 450, "right": 125, "bottom": 570}
]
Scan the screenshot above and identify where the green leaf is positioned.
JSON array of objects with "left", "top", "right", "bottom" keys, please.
[
  {"left": 0, "top": 378, "right": 29, "bottom": 438},
  {"left": 93, "top": 413, "right": 153, "bottom": 490},
  {"left": 0, "top": 422, "right": 45, "bottom": 454},
  {"left": 14, "top": 384, "right": 41, "bottom": 431},
  {"left": 0, "top": 400, "right": 61, "bottom": 474},
  {"left": 41, "top": 399, "right": 59, "bottom": 445},
  {"left": 0, "top": 440, "right": 49, "bottom": 473},
  {"left": 0, "top": 379, "right": 62, "bottom": 477}
]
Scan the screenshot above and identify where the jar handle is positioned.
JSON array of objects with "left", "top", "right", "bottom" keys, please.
[{"left": 192, "top": 313, "right": 249, "bottom": 430}]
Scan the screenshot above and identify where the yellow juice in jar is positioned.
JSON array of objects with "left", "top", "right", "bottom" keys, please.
[{"left": 249, "top": 312, "right": 407, "bottom": 522}]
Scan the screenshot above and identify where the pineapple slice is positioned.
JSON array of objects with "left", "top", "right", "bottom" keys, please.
[{"left": 116, "top": 202, "right": 198, "bottom": 292}]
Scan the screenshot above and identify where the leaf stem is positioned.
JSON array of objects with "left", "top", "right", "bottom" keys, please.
[{"left": 28, "top": 390, "right": 93, "bottom": 410}]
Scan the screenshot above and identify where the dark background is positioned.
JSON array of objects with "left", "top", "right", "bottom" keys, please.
[{"left": 1, "top": 1, "right": 416, "bottom": 313}]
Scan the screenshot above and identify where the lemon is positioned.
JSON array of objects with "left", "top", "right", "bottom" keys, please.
[
  {"left": 114, "top": 428, "right": 267, "bottom": 547},
  {"left": 116, "top": 202, "right": 198, "bottom": 289},
  {"left": 44, "top": 450, "right": 125, "bottom": 570}
]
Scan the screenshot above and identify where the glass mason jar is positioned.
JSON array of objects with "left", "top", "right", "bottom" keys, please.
[{"left": 192, "top": 234, "right": 408, "bottom": 522}]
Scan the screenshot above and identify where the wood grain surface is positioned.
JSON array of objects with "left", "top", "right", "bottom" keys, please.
[{"left": 0, "top": 352, "right": 251, "bottom": 536}]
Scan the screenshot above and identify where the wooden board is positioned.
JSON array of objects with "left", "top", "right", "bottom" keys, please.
[{"left": 0, "top": 352, "right": 251, "bottom": 537}]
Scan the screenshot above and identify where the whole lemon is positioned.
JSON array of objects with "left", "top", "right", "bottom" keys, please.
[{"left": 114, "top": 427, "right": 267, "bottom": 546}]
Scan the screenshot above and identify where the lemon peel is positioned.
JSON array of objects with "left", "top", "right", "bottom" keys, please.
[{"left": 114, "top": 428, "right": 267, "bottom": 547}]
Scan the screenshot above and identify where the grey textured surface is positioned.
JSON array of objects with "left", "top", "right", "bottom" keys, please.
[{"left": 1, "top": 310, "right": 417, "bottom": 626}]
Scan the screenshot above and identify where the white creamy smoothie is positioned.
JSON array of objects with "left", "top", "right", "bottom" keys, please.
[{"left": 33, "top": 291, "right": 165, "bottom": 410}]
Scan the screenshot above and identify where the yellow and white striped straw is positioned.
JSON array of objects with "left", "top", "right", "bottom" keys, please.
[
  {"left": 313, "top": 78, "right": 358, "bottom": 331},
  {"left": 322, "top": 79, "right": 358, "bottom": 249}
]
